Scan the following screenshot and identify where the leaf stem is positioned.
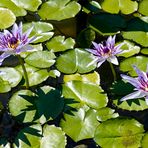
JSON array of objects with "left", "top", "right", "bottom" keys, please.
[
  {"left": 109, "top": 62, "right": 117, "bottom": 81},
  {"left": 18, "top": 55, "right": 29, "bottom": 89}
]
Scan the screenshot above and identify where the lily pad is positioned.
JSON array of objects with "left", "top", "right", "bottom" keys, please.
[
  {"left": 0, "top": 7, "right": 16, "bottom": 29},
  {"left": 141, "top": 48, "right": 148, "bottom": 55},
  {"left": 25, "top": 51, "right": 56, "bottom": 68},
  {"left": 16, "top": 64, "right": 49, "bottom": 86},
  {"left": 89, "top": 13, "right": 126, "bottom": 35},
  {"left": 11, "top": 0, "right": 42, "bottom": 11},
  {"left": 138, "top": 0, "right": 148, "bottom": 16},
  {"left": 101, "top": 0, "right": 138, "bottom": 14},
  {"left": 23, "top": 22, "right": 54, "bottom": 43},
  {"left": 56, "top": 48, "right": 96, "bottom": 74},
  {"left": 62, "top": 81, "right": 108, "bottom": 109},
  {"left": 118, "top": 40, "right": 140, "bottom": 58},
  {"left": 0, "top": 67, "right": 22, "bottom": 87},
  {"left": 94, "top": 118, "right": 144, "bottom": 148},
  {"left": 60, "top": 106, "right": 99, "bottom": 142},
  {"left": 120, "top": 56, "right": 148, "bottom": 76},
  {"left": 0, "top": 0, "right": 26, "bottom": 16},
  {"left": 64, "top": 71, "right": 100, "bottom": 85},
  {"left": 0, "top": 78, "right": 11, "bottom": 93},
  {"left": 38, "top": 0, "right": 81, "bottom": 21},
  {"left": 46, "top": 36, "right": 75, "bottom": 52},
  {"left": 141, "top": 133, "right": 148, "bottom": 148},
  {"left": 41, "top": 125, "right": 66, "bottom": 148}
]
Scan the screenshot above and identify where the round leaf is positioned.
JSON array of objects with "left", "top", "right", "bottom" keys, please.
[
  {"left": 25, "top": 51, "right": 56, "bottom": 68},
  {"left": 141, "top": 48, "right": 148, "bottom": 55},
  {"left": 94, "top": 118, "right": 144, "bottom": 148},
  {"left": 0, "top": 78, "right": 11, "bottom": 93},
  {"left": 46, "top": 36, "right": 75, "bottom": 52},
  {"left": 0, "top": 7, "right": 16, "bottom": 29},
  {"left": 138, "top": 0, "right": 148, "bottom": 16},
  {"left": 60, "top": 106, "right": 99, "bottom": 142},
  {"left": 38, "top": 0, "right": 81, "bottom": 21},
  {"left": 41, "top": 125, "right": 66, "bottom": 148},
  {"left": 141, "top": 133, "right": 148, "bottom": 148},
  {"left": 62, "top": 81, "right": 108, "bottom": 109},
  {"left": 56, "top": 48, "right": 96, "bottom": 74},
  {"left": 0, "top": 67, "right": 22, "bottom": 87}
]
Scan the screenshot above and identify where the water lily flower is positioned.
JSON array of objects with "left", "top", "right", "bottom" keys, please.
[
  {"left": 120, "top": 65, "right": 148, "bottom": 104},
  {"left": 0, "top": 22, "right": 35, "bottom": 65},
  {"left": 86, "top": 36, "right": 123, "bottom": 67}
]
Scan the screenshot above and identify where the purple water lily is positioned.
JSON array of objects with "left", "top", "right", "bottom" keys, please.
[
  {"left": 86, "top": 36, "right": 123, "bottom": 67},
  {"left": 120, "top": 65, "right": 148, "bottom": 104},
  {"left": 0, "top": 22, "right": 35, "bottom": 65}
]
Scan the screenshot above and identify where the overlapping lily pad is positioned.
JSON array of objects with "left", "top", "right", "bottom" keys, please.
[
  {"left": 60, "top": 106, "right": 99, "bottom": 142},
  {"left": 94, "top": 118, "right": 144, "bottom": 148},
  {"left": 138, "top": 0, "right": 148, "bottom": 16},
  {"left": 101, "top": 0, "right": 138, "bottom": 14},
  {"left": 0, "top": 7, "right": 16, "bottom": 29},
  {"left": 25, "top": 51, "right": 56, "bottom": 68},
  {"left": 23, "top": 22, "right": 54, "bottom": 43},
  {"left": 0, "top": 78, "right": 11, "bottom": 93},
  {"left": 62, "top": 81, "right": 108, "bottom": 109},
  {"left": 38, "top": 0, "right": 81, "bottom": 21},
  {"left": 46, "top": 36, "right": 75, "bottom": 52},
  {"left": 141, "top": 133, "right": 148, "bottom": 148},
  {"left": 56, "top": 48, "right": 97, "bottom": 74}
]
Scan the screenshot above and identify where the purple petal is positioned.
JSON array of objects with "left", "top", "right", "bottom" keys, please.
[
  {"left": 11, "top": 23, "right": 18, "bottom": 36},
  {"left": 106, "top": 35, "right": 115, "bottom": 48},
  {"left": 120, "top": 90, "right": 145, "bottom": 101},
  {"left": 24, "top": 26, "right": 34, "bottom": 37},
  {"left": 86, "top": 48, "right": 100, "bottom": 56},
  {"left": 97, "top": 59, "right": 106, "bottom": 67},
  {"left": 92, "top": 41, "right": 99, "bottom": 49},
  {"left": 107, "top": 56, "right": 118, "bottom": 65}
]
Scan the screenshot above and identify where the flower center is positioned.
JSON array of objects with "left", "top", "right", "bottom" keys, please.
[
  {"left": 8, "top": 37, "right": 19, "bottom": 49},
  {"left": 103, "top": 47, "right": 110, "bottom": 54}
]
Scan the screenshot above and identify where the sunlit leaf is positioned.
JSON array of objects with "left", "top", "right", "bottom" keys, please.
[
  {"left": 46, "top": 36, "right": 75, "bottom": 52},
  {"left": 138, "top": 0, "right": 148, "bottom": 16},
  {"left": 141, "top": 48, "right": 148, "bottom": 55},
  {"left": 141, "top": 133, "right": 148, "bottom": 148},
  {"left": 38, "top": 0, "right": 81, "bottom": 21},
  {"left": 0, "top": 78, "right": 11, "bottom": 93},
  {"left": 94, "top": 118, "right": 144, "bottom": 148}
]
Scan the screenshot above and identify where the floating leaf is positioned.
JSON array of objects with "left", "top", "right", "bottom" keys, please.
[
  {"left": 122, "top": 17, "right": 148, "bottom": 47},
  {"left": 94, "top": 118, "right": 144, "bottom": 148},
  {"left": 0, "top": 78, "right": 11, "bottom": 93},
  {"left": 38, "top": 0, "right": 81, "bottom": 21},
  {"left": 41, "top": 125, "right": 66, "bottom": 148},
  {"left": 120, "top": 56, "right": 148, "bottom": 76},
  {"left": 96, "top": 107, "right": 119, "bottom": 122},
  {"left": 62, "top": 81, "right": 108, "bottom": 109},
  {"left": 138, "top": 0, "right": 148, "bottom": 16},
  {"left": 118, "top": 40, "right": 140, "bottom": 58},
  {"left": 56, "top": 48, "right": 96, "bottom": 74},
  {"left": 23, "top": 22, "right": 54, "bottom": 43},
  {"left": 46, "top": 36, "right": 75, "bottom": 52},
  {"left": 64, "top": 71, "right": 100, "bottom": 85},
  {"left": 89, "top": 13, "right": 126, "bottom": 35},
  {"left": 141, "top": 133, "right": 148, "bottom": 148},
  {"left": 101, "top": 0, "right": 138, "bottom": 14},
  {"left": 0, "top": 67, "right": 22, "bottom": 87},
  {"left": 0, "top": 7, "right": 16, "bottom": 29},
  {"left": 11, "top": 0, "right": 42, "bottom": 11},
  {"left": 25, "top": 51, "right": 56, "bottom": 68},
  {"left": 141, "top": 48, "right": 148, "bottom": 55},
  {"left": 16, "top": 64, "right": 49, "bottom": 86},
  {"left": 60, "top": 106, "right": 99, "bottom": 142},
  {"left": 0, "top": 0, "right": 26, "bottom": 16}
]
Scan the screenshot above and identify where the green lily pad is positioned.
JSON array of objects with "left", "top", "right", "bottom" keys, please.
[
  {"left": 0, "top": 0, "right": 26, "bottom": 16},
  {"left": 60, "top": 106, "right": 99, "bottom": 142},
  {"left": 41, "top": 125, "right": 66, "bottom": 148},
  {"left": 89, "top": 13, "right": 126, "bottom": 35},
  {"left": 14, "top": 124, "right": 42, "bottom": 148},
  {"left": 0, "top": 67, "right": 22, "bottom": 87},
  {"left": 0, "top": 78, "right": 11, "bottom": 93},
  {"left": 138, "top": 0, "right": 148, "bottom": 16},
  {"left": 25, "top": 51, "right": 56, "bottom": 68},
  {"left": 23, "top": 22, "right": 54, "bottom": 43},
  {"left": 96, "top": 107, "right": 119, "bottom": 122},
  {"left": 48, "top": 70, "right": 61, "bottom": 78},
  {"left": 38, "top": 0, "right": 81, "bottom": 21},
  {"left": 122, "top": 17, "right": 148, "bottom": 47},
  {"left": 0, "top": 7, "right": 16, "bottom": 29},
  {"left": 94, "top": 118, "right": 144, "bottom": 148},
  {"left": 141, "top": 48, "right": 148, "bottom": 55},
  {"left": 141, "top": 133, "right": 148, "bottom": 148},
  {"left": 101, "top": 0, "right": 138, "bottom": 14},
  {"left": 46, "top": 36, "right": 75, "bottom": 52},
  {"left": 120, "top": 56, "right": 148, "bottom": 76},
  {"left": 118, "top": 40, "right": 140, "bottom": 58},
  {"left": 11, "top": 0, "right": 42, "bottom": 11},
  {"left": 16, "top": 64, "right": 49, "bottom": 86},
  {"left": 64, "top": 71, "right": 100, "bottom": 85},
  {"left": 62, "top": 81, "right": 108, "bottom": 109},
  {"left": 56, "top": 48, "right": 96, "bottom": 74}
]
